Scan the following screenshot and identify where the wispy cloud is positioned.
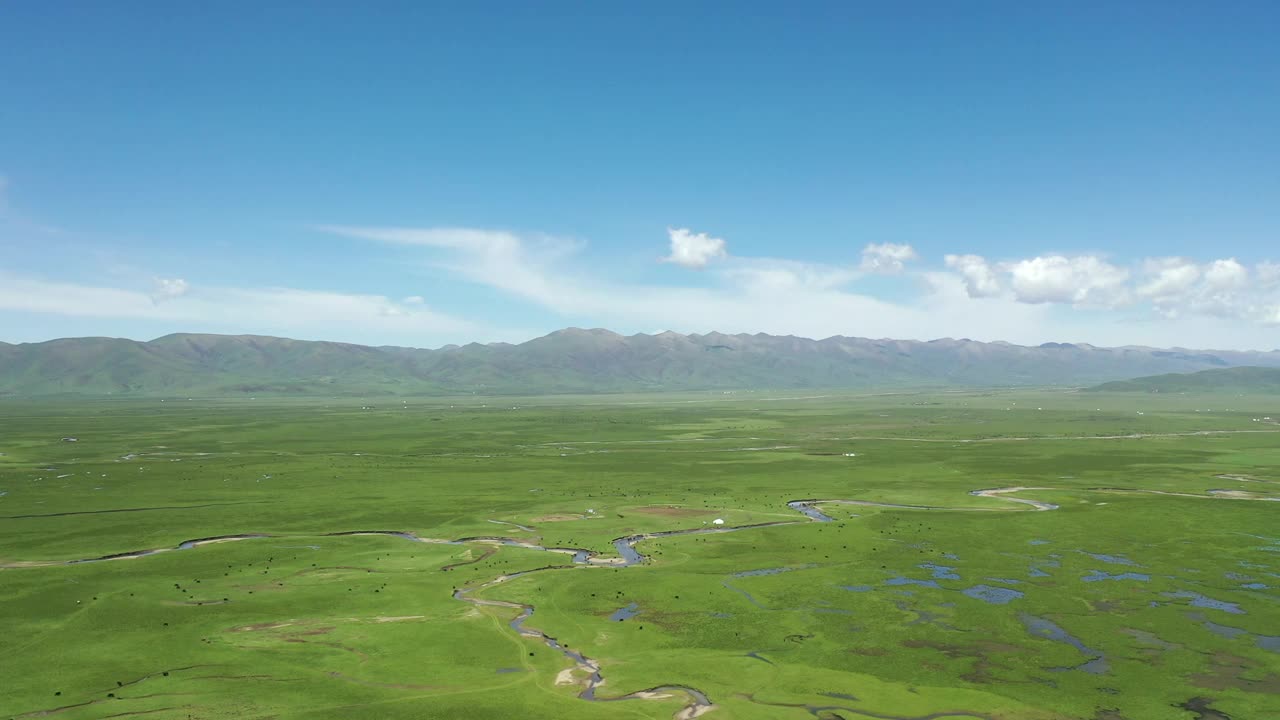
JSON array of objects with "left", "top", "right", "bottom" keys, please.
[
  {"left": 0, "top": 175, "right": 64, "bottom": 236},
  {"left": 0, "top": 270, "right": 479, "bottom": 340}
]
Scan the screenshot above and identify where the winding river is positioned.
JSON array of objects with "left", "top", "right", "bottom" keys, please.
[{"left": 3, "top": 486, "right": 1275, "bottom": 719}]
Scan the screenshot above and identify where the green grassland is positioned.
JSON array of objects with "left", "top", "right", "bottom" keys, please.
[{"left": 1, "top": 389, "right": 1277, "bottom": 719}]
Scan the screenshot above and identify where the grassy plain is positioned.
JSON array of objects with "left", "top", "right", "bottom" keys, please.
[{"left": 1, "top": 389, "right": 1277, "bottom": 719}]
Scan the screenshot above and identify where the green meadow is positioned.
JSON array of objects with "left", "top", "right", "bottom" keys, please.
[{"left": 1, "top": 390, "right": 1277, "bottom": 719}]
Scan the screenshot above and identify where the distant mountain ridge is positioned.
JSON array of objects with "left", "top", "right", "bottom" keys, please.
[
  {"left": 1086, "top": 366, "right": 1280, "bottom": 394},
  {"left": 2, "top": 329, "right": 1279, "bottom": 397}
]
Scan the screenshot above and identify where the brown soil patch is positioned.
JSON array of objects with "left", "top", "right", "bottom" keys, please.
[
  {"left": 1190, "top": 653, "right": 1280, "bottom": 693},
  {"left": 285, "top": 638, "right": 368, "bottom": 661},
  {"left": 902, "top": 639, "right": 1021, "bottom": 684},
  {"left": 531, "top": 514, "right": 585, "bottom": 522},
  {"left": 1177, "top": 697, "right": 1232, "bottom": 720}
]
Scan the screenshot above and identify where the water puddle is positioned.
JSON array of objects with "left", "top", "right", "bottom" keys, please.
[
  {"left": 1082, "top": 552, "right": 1139, "bottom": 566},
  {"left": 722, "top": 580, "right": 769, "bottom": 610},
  {"left": 609, "top": 603, "right": 641, "bottom": 622},
  {"left": 1162, "top": 591, "right": 1244, "bottom": 614},
  {"left": 1020, "top": 614, "right": 1108, "bottom": 674},
  {"left": 733, "top": 564, "right": 816, "bottom": 578},
  {"left": 1082, "top": 570, "right": 1151, "bottom": 583},
  {"left": 884, "top": 577, "right": 940, "bottom": 589},
  {"left": 1201, "top": 619, "right": 1248, "bottom": 639},
  {"left": 919, "top": 563, "right": 961, "bottom": 580},
  {"left": 962, "top": 585, "right": 1024, "bottom": 604},
  {"left": 1188, "top": 612, "right": 1280, "bottom": 653}
]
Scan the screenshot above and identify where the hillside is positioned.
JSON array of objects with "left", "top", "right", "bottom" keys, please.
[
  {"left": 2, "top": 329, "right": 1280, "bottom": 397},
  {"left": 1085, "top": 366, "right": 1280, "bottom": 394}
]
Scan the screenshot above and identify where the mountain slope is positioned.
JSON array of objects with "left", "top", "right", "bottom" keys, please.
[
  {"left": 1086, "top": 366, "right": 1280, "bottom": 394},
  {"left": 2, "top": 329, "right": 1280, "bottom": 397}
]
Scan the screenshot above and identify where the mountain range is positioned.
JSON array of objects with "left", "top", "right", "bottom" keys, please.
[
  {"left": 1086, "top": 366, "right": 1280, "bottom": 394},
  {"left": 2, "top": 329, "right": 1279, "bottom": 397}
]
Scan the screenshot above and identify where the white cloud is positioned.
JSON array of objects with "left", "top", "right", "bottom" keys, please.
[
  {"left": 10, "top": 216, "right": 1280, "bottom": 350},
  {"left": 323, "top": 225, "right": 1280, "bottom": 346},
  {"left": 1131, "top": 257, "right": 1269, "bottom": 322},
  {"left": 944, "top": 254, "right": 1003, "bottom": 298},
  {"left": 1203, "top": 258, "right": 1248, "bottom": 290},
  {"left": 1258, "top": 261, "right": 1280, "bottom": 288},
  {"left": 323, "top": 225, "right": 1070, "bottom": 343},
  {"left": 0, "top": 272, "right": 165, "bottom": 319},
  {"left": 0, "top": 270, "right": 477, "bottom": 341},
  {"left": 936, "top": 252, "right": 1280, "bottom": 327},
  {"left": 661, "top": 227, "right": 727, "bottom": 269},
  {"left": 859, "top": 242, "right": 918, "bottom": 274},
  {"left": 320, "top": 225, "right": 581, "bottom": 313},
  {"left": 1136, "top": 257, "right": 1201, "bottom": 303},
  {"left": 723, "top": 258, "right": 858, "bottom": 293},
  {"left": 152, "top": 277, "right": 190, "bottom": 303},
  {"left": 1002, "top": 255, "right": 1130, "bottom": 307}
]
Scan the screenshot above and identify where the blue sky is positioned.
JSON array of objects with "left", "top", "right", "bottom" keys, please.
[{"left": 2, "top": 2, "right": 1278, "bottom": 349}]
